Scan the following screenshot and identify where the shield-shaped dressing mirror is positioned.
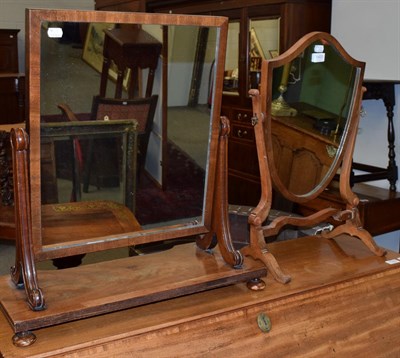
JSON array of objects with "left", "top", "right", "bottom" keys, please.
[
  {"left": 244, "top": 32, "right": 386, "bottom": 284},
  {"left": 266, "top": 34, "right": 360, "bottom": 201}
]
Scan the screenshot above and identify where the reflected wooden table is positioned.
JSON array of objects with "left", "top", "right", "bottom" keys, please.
[
  {"left": 100, "top": 27, "right": 162, "bottom": 99},
  {"left": 41, "top": 200, "right": 141, "bottom": 248}
]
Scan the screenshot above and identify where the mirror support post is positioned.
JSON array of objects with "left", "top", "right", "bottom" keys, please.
[
  {"left": 10, "top": 128, "right": 45, "bottom": 311},
  {"left": 241, "top": 90, "right": 291, "bottom": 284},
  {"left": 197, "top": 116, "right": 244, "bottom": 268},
  {"left": 321, "top": 87, "right": 386, "bottom": 256}
]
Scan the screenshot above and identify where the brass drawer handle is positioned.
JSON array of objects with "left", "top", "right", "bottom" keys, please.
[
  {"left": 257, "top": 313, "right": 272, "bottom": 333},
  {"left": 237, "top": 129, "right": 248, "bottom": 138},
  {"left": 237, "top": 113, "right": 248, "bottom": 120}
]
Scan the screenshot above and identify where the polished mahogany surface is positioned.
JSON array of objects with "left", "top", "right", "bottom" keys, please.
[{"left": 0, "top": 235, "right": 399, "bottom": 357}]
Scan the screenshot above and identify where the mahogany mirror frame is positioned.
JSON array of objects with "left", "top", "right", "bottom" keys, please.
[
  {"left": 26, "top": 10, "right": 226, "bottom": 255},
  {"left": 261, "top": 31, "right": 366, "bottom": 203},
  {"left": 9, "top": 9, "right": 249, "bottom": 311},
  {"left": 243, "top": 32, "right": 386, "bottom": 284}
]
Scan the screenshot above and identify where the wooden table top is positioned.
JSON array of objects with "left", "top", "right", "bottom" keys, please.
[{"left": 0, "top": 234, "right": 399, "bottom": 357}]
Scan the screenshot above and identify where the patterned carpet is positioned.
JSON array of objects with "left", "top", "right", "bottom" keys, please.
[
  {"left": 135, "top": 141, "right": 205, "bottom": 225},
  {"left": 40, "top": 112, "right": 206, "bottom": 226}
]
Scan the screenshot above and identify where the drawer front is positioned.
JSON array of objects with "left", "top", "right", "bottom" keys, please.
[
  {"left": 230, "top": 123, "right": 255, "bottom": 143},
  {"left": 231, "top": 108, "right": 253, "bottom": 124}
]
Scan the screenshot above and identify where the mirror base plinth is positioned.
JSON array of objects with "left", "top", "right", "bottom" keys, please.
[{"left": 0, "top": 243, "right": 267, "bottom": 346}]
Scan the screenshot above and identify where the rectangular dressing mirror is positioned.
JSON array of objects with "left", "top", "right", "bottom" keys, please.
[
  {"left": 26, "top": 11, "right": 226, "bottom": 259},
  {"left": 0, "top": 10, "right": 268, "bottom": 344}
]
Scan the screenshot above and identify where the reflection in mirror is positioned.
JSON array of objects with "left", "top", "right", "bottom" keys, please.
[
  {"left": 223, "top": 21, "right": 239, "bottom": 93},
  {"left": 269, "top": 39, "right": 358, "bottom": 196},
  {"left": 249, "top": 18, "right": 280, "bottom": 90},
  {"left": 39, "top": 22, "right": 218, "bottom": 248}
]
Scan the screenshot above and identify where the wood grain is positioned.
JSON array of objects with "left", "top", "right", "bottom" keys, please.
[
  {"left": 0, "top": 235, "right": 399, "bottom": 357},
  {"left": 0, "top": 243, "right": 267, "bottom": 332}
]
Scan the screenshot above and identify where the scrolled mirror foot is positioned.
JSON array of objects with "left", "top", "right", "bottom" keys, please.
[
  {"left": 232, "top": 251, "right": 244, "bottom": 269},
  {"left": 12, "top": 331, "right": 37, "bottom": 347},
  {"left": 28, "top": 288, "right": 46, "bottom": 311},
  {"left": 321, "top": 222, "right": 386, "bottom": 257},
  {"left": 242, "top": 246, "right": 291, "bottom": 284},
  {"left": 247, "top": 277, "right": 266, "bottom": 291}
]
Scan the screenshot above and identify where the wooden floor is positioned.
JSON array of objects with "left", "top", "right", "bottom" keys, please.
[{"left": 0, "top": 235, "right": 400, "bottom": 357}]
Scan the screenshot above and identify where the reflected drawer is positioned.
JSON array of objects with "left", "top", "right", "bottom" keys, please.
[
  {"left": 230, "top": 124, "right": 255, "bottom": 142},
  {"left": 232, "top": 109, "right": 252, "bottom": 123}
]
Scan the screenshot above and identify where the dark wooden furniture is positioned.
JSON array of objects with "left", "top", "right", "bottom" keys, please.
[
  {"left": 297, "top": 182, "right": 400, "bottom": 236},
  {"left": 0, "top": 128, "right": 13, "bottom": 206},
  {"left": 0, "top": 30, "right": 25, "bottom": 125},
  {"left": 0, "top": 29, "right": 19, "bottom": 73},
  {"left": 147, "top": 0, "right": 332, "bottom": 206},
  {"left": 0, "top": 127, "right": 15, "bottom": 241},
  {"left": 95, "top": 0, "right": 146, "bottom": 11},
  {"left": 352, "top": 81, "right": 398, "bottom": 191},
  {"left": 0, "top": 74, "right": 25, "bottom": 125},
  {"left": 100, "top": 26, "right": 162, "bottom": 99},
  {"left": 0, "top": 235, "right": 399, "bottom": 357}
]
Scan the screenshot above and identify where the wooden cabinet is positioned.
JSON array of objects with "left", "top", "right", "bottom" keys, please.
[
  {"left": 95, "top": 0, "right": 145, "bottom": 11},
  {"left": 224, "top": 106, "right": 261, "bottom": 205},
  {"left": 0, "top": 73, "right": 25, "bottom": 124},
  {"left": 271, "top": 114, "right": 338, "bottom": 195},
  {"left": 0, "top": 29, "right": 19, "bottom": 73},
  {"left": 296, "top": 182, "right": 400, "bottom": 237},
  {"left": 0, "top": 29, "right": 25, "bottom": 125},
  {"left": 147, "top": 0, "right": 332, "bottom": 205}
]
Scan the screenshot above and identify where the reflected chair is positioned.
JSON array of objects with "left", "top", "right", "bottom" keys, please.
[
  {"left": 58, "top": 94, "right": 158, "bottom": 193},
  {"left": 39, "top": 119, "right": 139, "bottom": 270}
]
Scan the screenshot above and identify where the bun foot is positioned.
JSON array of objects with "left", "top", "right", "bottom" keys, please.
[
  {"left": 247, "top": 277, "right": 266, "bottom": 291},
  {"left": 12, "top": 331, "right": 37, "bottom": 347}
]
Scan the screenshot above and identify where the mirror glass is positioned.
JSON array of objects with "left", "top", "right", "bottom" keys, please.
[
  {"left": 38, "top": 20, "right": 220, "bottom": 250},
  {"left": 249, "top": 17, "right": 280, "bottom": 90},
  {"left": 223, "top": 20, "right": 239, "bottom": 93},
  {"left": 268, "top": 39, "right": 359, "bottom": 197}
]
